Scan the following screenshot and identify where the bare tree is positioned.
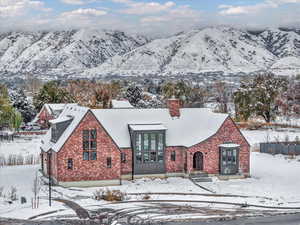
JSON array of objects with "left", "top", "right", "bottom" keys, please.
[
  {"left": 213, "top": 81, "right": 230, "bottom": 113},
  {"left": 32, "top": 172, "right": 41, "bottom": 209}
]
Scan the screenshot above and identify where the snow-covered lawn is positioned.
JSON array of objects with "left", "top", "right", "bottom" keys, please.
[
  {"left": 0, "top": 165, "right": 66, "bottom": 219},
  {"left": 0, "top": 136, "right": 42, "bottom": 157},
  {"left": 208, "top": 153, "right": 300, "bottom": 204},
  {"left": 0, "top": 136, "right": 42, "bottom": 165},
  {"left": 0, "top": 152, "right": 300, "bottom": 220},
  {"left": 0, "top": 130, "right": 300, "bottom": 220},
  {"left": 241, "top": 129, "right": 300, "bottom": 146}
]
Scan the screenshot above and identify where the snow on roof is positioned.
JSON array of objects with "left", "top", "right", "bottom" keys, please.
[
  {"left": 46, "top": 103, "right": 78, "bottom": 114},
  {"left": 219, "top": 143, "right": 240, "bottom": 148},
  {"left": 41, "top": 105, "right": 89, "bottom": 152},
  {"left": 92, "top": 108, "right": 228, "bottom": 148},
  {"left": 129, "top": 123, "right": 167, "bottom": 131},
  {"left": 33, "top": 103, "right": 78, "bottom": 123},
  {"left": 49, "top": 116, "right": 73, "bottom": 124},
  {"left": 111, "top": 100, "right": 134, "bottom": 109}
]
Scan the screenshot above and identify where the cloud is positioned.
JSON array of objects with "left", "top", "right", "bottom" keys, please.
[
  {"left": 119, "top": 1, "right": 176, "bottom": 15},
  {"left": 61, "top": 8, "right": 107, "bottom": 17},
  {"left": 219, "top": 0, "right": 300, "bottom": 15},
  {"left": 60, "top": 0, "right": 97, "bottom": 5},
  {"left": 0, "top": 0, "right": 51, "bottom": 17}
]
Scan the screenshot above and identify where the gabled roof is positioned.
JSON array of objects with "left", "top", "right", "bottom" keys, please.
[
  {"left": 41, "top": 105, "right": 89, "bottom": 152},
  {"left": 33, "top": 103, "right": 77, "bottom": 123},
  {"left": 41, "top": 106, "right": 229, "bottom": 152},
  {"left": 92, "top": 108, "right": 228, "bottom": 148}
]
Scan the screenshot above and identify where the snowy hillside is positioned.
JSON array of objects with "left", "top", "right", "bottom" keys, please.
[
  {"left": 1, "top": 27, "right": 300, "bottom": 78},
  {"left": 0, "top": 29, "right": 148, "bottom": 76},
  {"left": 84, "top": 26, "right": 300, "bottom": 77}
]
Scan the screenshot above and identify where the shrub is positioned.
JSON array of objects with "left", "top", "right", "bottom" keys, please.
[
  {"left": 142, "top": 194, "right": 151, "bottom": 200},
  {"left": 8, "top": 186, "right": 17, "bottom": 201},
  {"left": 93, "top": 189, "right": 127, "bottom": 202}
]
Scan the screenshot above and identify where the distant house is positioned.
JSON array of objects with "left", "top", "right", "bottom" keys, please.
[
  {"left": 111, "top": 100, "right": 134, "bottom": 109},
  {"left": 40, "top": 99, "right": 250, "bottom": 187},
  {"left": 33, "top": 104, "right": 77, "bottom": 129}
]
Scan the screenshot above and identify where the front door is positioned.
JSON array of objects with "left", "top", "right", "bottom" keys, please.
[{"left": 193, "top": 152, "right": 203, "bottom": 171}]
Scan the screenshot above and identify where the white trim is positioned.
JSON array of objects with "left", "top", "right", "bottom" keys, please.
[{"left": 219, "top": 143, "right": 240, "bottom": 148}]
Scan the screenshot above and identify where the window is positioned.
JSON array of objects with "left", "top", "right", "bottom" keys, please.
[
  {"left": 83, "top": 129, "right": 97, "bottom": 150},
  {"left": 143, "top": 133, "right": 149, "bottom": 150},
  {"left": 107, "top": 157, "right": 112, "bottom": 168},
  {"left": 67, "top": 158, "right": 73, "bottom": 170},
  {"left": 83, "top": 151, "right": 89, "bottom": 161},
  {"left": 134, "top": 132, "right": 165, "bottom": 164},
  {"left": 121, "top": 152, "right": 126, "bottom": 163},
  {"left": 171, "top": 151, "right": 176, "bottom": 161},
  {"left": 91, "top": 151, "right": 97, "bottom": 160},
  {"left": 83, "top": 129, "right": 97, "bottom": 161}
]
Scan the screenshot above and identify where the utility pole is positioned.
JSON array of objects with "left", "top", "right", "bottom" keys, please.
[{"left": 48, "top": 151, "right": 52, "bottom": 207}]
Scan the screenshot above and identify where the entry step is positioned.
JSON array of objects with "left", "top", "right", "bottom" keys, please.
[
  {"left": 191, "top": 177, "right": 212, "bottom": 182},
  {"left": 190, "top": 173, "right": 209, "bottom": 178}
]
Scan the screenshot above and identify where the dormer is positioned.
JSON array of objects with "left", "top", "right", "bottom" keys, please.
[{"left": 50, "top": 116, "right": 73, "bottom": 143}]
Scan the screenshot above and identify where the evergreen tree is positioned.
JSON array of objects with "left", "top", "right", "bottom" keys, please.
[
  {"left": 33, "top": 81, "right": 74, "bottom": 111},
  {"left": 234, "top": 73, "right": 287, "bottom": 122},
  {"left": 10, "top": 89, "right": 36, "bottom": 123},
  {"left": 126, "top": 86, "right": 142, "bottom": 106},
  {"left": 0, "top": 84, "right": 23, "bottom": 130}
]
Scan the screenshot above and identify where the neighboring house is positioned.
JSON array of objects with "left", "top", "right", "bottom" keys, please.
[
  {"left": 111, "top": 100, "right": 134, "bottom": 109},
  {"left": 40, "top": 99, "right": 250, "bottom": 187},
  {"left": 33, "top": 104, "right": 77, "bottom": 129}
]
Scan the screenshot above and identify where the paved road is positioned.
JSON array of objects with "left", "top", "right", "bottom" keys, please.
[
  {"left": 1, "top": 213, "right": 300, "bottom": 225},
  {"left": 166, "top": 213, "right": 300, "bottom": 225}
]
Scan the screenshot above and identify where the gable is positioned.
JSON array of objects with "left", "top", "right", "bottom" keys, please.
[{"left": 41, "top": 105, "right": 89, "bottom": 152}]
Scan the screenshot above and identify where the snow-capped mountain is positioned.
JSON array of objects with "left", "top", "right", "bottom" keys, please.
[
  {"left": 0, "top": 29, "right": 148, "bottom": 76},
  {"left": 0, "top": 26, "right": 300, "bottom": 78},
  {"left": 84, "top": 27, "right": 300, "bottom": 77}
]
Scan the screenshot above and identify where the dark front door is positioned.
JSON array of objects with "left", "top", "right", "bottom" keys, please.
[{"left": 193, "top": 152, "right": 203, "bottom": 171}]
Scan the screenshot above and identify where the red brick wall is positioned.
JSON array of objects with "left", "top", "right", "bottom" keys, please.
[
  {"left": 41, "top": 151, "right": 58, "bottom": 181},
  {"left": 120, "top": 148, "right": 132, "bottom": 175},
  {"left": 167, "top": 99, "right": 181, "bottom": 117},
  {"left": 57, "top": 111, "right": 121, "bottom": 182},
  {"left": 186, "top": 117, "right": 250, "bottom": 174},
  {"left": 165, "top": 146, "right": 186, "bottom": 173}
]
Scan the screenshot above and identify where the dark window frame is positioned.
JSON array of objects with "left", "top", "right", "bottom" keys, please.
[
  {"left": 121, "top": 152, "right": 126, "bottom": 163},
  {"left": 107, "top": 157, "right": 112, "bottom": 168},
  {"left": 134, "top": 131, "right": 165, "bottom": 164},
  {"left": 171, "top": 151, "right": 176, "bottom": 161},
  {"left": 82, "top": 129, "right": 97, "bottom": 161},
  {"left": 67, "top": 158, "right": 73, "bottom": 170}
]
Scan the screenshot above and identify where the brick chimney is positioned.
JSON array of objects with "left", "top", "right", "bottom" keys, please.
[{"left": 167, "top": 97, "right": 181, "bottom": 118}]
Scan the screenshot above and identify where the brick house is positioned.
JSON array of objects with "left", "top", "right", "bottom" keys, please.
[
  {"left": 33, "top": 104, "right": 77, "bottom": 129},
  {"left": 40, "top": 99, "right": 250, "bottom": 187}
]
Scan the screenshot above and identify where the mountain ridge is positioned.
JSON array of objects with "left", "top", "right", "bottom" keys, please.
[{"left": 0, "top": 26, "right": 300, "bottom": 78}]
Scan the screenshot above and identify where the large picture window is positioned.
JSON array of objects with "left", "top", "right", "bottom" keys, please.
[
  {"left": 135, "top": 132, "right": 165, "bottom": 164},
  {"left": 83, "top": 129, "right": 97, "bottom": 160}
]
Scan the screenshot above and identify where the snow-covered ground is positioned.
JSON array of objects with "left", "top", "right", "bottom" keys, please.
[
  {"left": 1, "top": 152, "right": 300, "bottom": 220},
  {"left": 0, "top": 130, "right": 300, "bottom": 220},
  {"left": 241, "top": 129, "right": 300, "bottom": 147},
  {"left": 0, "top": 136, "right": 41, "bottom": 157}
]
